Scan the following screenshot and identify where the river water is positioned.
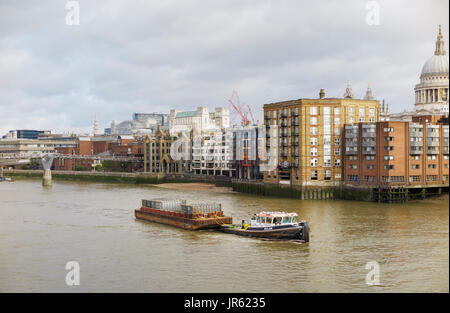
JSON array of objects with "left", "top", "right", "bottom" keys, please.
[{"left": 0, "top": 179, "right": 448, "bottom": 292}]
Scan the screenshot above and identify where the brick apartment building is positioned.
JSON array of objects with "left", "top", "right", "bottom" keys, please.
[
  {"left": 343, "top": 116, "right": 449, "bottom": 187},
  {"left": 54, "top": 135, "right": 144, "bottom": 172},
  {"left": 263, "top": 88, "right": 380, "bottom": 187}
]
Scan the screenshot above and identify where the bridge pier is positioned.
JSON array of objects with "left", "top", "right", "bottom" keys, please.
[
  {"left": 42, "top": 169, "right": 52, "bottom": 187},
  {"left": 41, "top": 155, "right": 54, "bottom": 187}
]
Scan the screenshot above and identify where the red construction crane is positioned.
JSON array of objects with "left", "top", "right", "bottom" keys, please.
[{"left": 228, "top": 91, "right": 259, "bottom": 126}]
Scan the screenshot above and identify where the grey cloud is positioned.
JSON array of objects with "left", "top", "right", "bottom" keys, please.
[{"left": 0, "top": 0, "right": 448, "bottom": 134}]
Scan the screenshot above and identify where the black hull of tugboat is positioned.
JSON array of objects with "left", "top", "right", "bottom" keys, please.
[{"left": 221, "top": 222, "right": 309, "bottom": 242}]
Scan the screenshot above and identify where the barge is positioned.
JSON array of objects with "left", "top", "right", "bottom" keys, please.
[
  {"left": 220, "top": 212, "right": 310, "bottom": 242},
  {"left": 135, "top": 199, "right": 232, "bottom": 230}
]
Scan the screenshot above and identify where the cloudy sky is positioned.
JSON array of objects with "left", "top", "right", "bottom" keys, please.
[{"left": 0, "top": 0, "right": 448, "bottom": 135}]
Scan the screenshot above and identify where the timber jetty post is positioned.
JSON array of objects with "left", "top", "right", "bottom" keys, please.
[{"left": 41, "top": 154, "right": 54, "bottom": 187}]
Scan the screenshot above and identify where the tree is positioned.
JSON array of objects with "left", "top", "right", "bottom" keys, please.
[{"left": 74, "top": 165, "right": 85, "bottom": 171}]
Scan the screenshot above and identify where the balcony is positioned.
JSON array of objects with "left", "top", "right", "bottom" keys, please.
[
  {"left": 427, "top": 141, "right": 440, "bottom": 147},
  {"left": 410, "top": 131, "right": 423, "bottom": 138},
  {"left": 426, "top": 147, "right": 440, "bottom": 155},
  {"left": 409, "top": 147, "right": 423, "bottom": 155},
  {"left": 410, "top": 141, "right": 423, "bottom": 147},
  {"left": 362, "top": 141, "right": 376, "bottom": 147},
  {"left": 426, "top": 131, "right": 440, "bottom": 138},
  {"left": 345, "top": 133, "right": 358, "bottom": 139}
]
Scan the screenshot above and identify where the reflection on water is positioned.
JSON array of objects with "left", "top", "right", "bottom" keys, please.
[{"left": 0, "top": 179, "right": 448, "bottom": 292}]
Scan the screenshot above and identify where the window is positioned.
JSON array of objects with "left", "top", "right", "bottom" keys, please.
[
  {"left": 369, "top": 108, "right": 375, "bottom": 116},
  {"left": 334, "top": 159, "right": 341, "bottom": 166},
  {"left": 428, "top": 164, "right": 437, "bottom": 169},
  {"left": 428, "top": 155, "right": 437, "bottom": 160},
  {"left": 366, "top": 164, "right": 374, "bottom": 170},
  {"left": 384, "top": 146, "right": 394, "bottom": 151},
  {"left": 310, "top": 158, "right": 318, "bottom": 167},
  {"left": 410, "top": 176, "right": 421, "bottom": 182},
  {"left": 349, "top": 164, "right": 358, "bottom": 169},
  {"left": 334, "top": 127, "right": 340, "bottom": 135},
  {"left": 426, "top": 175, "right": 438, "bottom": 182},
  {"left": 310, "top": 127, "right": 318, "bottom": 135},
  {"left": 349, "top": 107, "right": 354, "bottom": 115},
  {"left": 310, "top": 117, "right": 318, "bottom": 125},
  {"left": 334, "top": 117, "right": 340, "bottom": 125},
  {"left": 310, "top": 137, "right": 318, "bottom": 145},
  {"left": 384, "top": 155, "right": 394, "bottom": 160},
  {"left": 334, "top": 148, "right": 340, "bottom": 156},
  {"left": 384, "top": 165, "right": 394, "bottom": 170},
  {"left": 412, "top": 155, "right": 420, "bottom": 160},
  {"left": 323, "top": 153, "right": 331, "bottom": 165},
  {"left": 349, "top": 156, "right": 358, "bottom": 161},
  {"left": 390, "top": 176, "right": 405, "bottom": 182},
  {"left": 359, "top": 108, "right": 365, "bottom": 117},
  {"left": 411, "top": 164, "right": 420, "bottom": 169},
  {"left": 334, "top": 138, "right": 340, "bottom": 145},
  {"left": 347, "top": 175, "right": 359, "bottom": 182},
  {"left": 311, "top": 170, "right": 318, "bottom": 180},
  {"left": 324, "top": 170, "right": 331, "bottom": 180},
  {"left": 334, "top": 107, "right": 340, "bottom": 115},
  {"left": 349, "top": 117, "right": 354, "bottom": 124},
  {"left": 385, "top": 137, "right": 394, "bottom": 142},
  {"left": 366, "top": 155, "right": 375, "bottom": 160},
  {"left": 310, "top": 107, "right": 318, "bottom": 115},
  {"left": 310, "top": 147, "right": 318, "bottom": 156},
  {"left": 384, "top": 127, "right": 394, "bottom": 132},
  {"left": 324, "top": 107, "right": 331, "bottom": 115},
  {"left": 364, "top": 176, "right": 376, "bottom": 182}
]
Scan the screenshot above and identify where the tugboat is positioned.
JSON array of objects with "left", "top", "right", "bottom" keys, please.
[{"left": 220, "top": 212, "right": 309, "bottom": 242}]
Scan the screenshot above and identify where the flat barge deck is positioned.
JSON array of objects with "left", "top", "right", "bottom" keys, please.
[{"left": 135, "top": 199, "right": 232, "bottom": 230}]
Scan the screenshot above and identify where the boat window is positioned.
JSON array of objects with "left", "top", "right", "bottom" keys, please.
[
  {"left": 282, "top": 217, "right": 291, "bottom": 224},
  {"left": 273, "top": 217, "right": 282, "bottom": 224},
  {"left": 292, "top": 216, "right": 298, "bottom": 223}
]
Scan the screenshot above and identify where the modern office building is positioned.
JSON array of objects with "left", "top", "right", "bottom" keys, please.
[
  {"left": 263, "top": 86, "right": 380, "bottom": 187},
  {"left": 2, "top": 130, "right": 51, "bottom": 140},
  {"left": 191, "top": 128, "right": 234, "bottom": 176},
  {"left": 133, "top": 113, "right": 169, "bottom": 127},
  {"left": 231, "top": 124, "right": 266, "bottom": 180}
]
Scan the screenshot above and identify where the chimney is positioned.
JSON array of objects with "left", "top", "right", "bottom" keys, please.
[{"left": 319, "top": 89, "right": 325, "bottom": 99}]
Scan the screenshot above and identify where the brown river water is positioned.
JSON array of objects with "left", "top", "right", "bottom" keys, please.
[{"left": 0, "top": 179, "right": 448, "bottom": 292}]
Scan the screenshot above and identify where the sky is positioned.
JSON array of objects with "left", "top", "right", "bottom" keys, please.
[{"left": 0, "top": 0, "right": 448, "bottom": 135}]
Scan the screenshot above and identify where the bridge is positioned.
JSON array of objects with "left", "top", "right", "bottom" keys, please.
[
  {"left": 0, "top": 152, "right": 143, "bottom": 164},
  {"left": 0, "top": 153, "right": 143, "bottom": 181}
]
